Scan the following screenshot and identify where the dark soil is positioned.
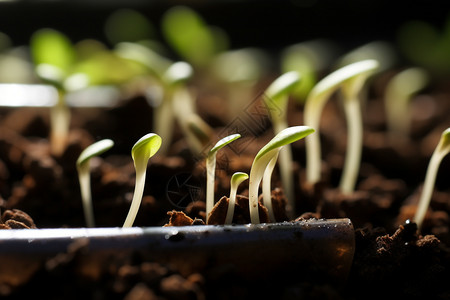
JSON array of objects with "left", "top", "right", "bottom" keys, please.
[{"left": 1, "top": 70, "right": 450, "bottom": 299}]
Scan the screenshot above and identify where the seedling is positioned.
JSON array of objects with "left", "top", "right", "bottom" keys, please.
[
  {"left": 206, "top": 134, "right": 241, "bottom": 222},
  {"left": 249, "top": 126, "right": 314, "bottom": 224},
  {"left": 158, "top": 61, "right": 194, "bottom": 154},
  {"left": 384, "top": 67, "right": 429, "bottom": 140},
  {"left": 413, "top": 128, "right": 450, "bottom": 229},
  {"left": 30, "top": 28, "right": 75, "bottom": 156},
  {"left": 116, "top": 42, "right": 196, "bottom": 155},
  {"left": 263, "top": 71, "right": 301, "bottom": 218},
  {"left": 224, "top": 172, "right": 249, "bottom": 224},
  {"left": 123, "top": 133, "right": 162, "bottom": 227},
  {"left": 338, "top": 61, "right": 379, "bottom": 194},
  {"left": 76, "top": 139, "right": 114, "bottom": 227},
  {"left": 304, "top": 60, "right": 379, "bottom": 193}
]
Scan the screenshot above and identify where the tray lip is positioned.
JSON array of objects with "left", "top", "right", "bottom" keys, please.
[{"left": 0, "top": 218, "right": 353, "bottom": 241}]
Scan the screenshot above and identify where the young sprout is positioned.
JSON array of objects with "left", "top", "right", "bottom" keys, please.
[
  {"left": 413, "top": 128, "right": 450, "bottom": 229},
  {"left": 30, "top": 28, "right": 75, "bottom": 156},
  {"left": 76, "top": 139, "right": 114, "bottom": 227},
  {"left": 263, "top": 71, "right": 301, "bottom": 218},
  {"left": 304, "top": 60, "right": 379, "bottom": 190},
  {"left": 123, "top": 133, "right": 162, "bottom": 228},
  {"left": 206, "top": 134, "right": 241, "bottom": 222},
  {"left": 384, "top": 67, "right": 429, "bottom": 140},
  {"left": 338, "top": 61, "right": 379, "bottom": 194},
  {"left": 225, "top": 172, "right": 249, "bottom": 225},
  {"left": 157, "top": 61, "right": 194, "bottom": 154},
  {"left": 249, "top": 126, "right": 314, "bottom": 224}
]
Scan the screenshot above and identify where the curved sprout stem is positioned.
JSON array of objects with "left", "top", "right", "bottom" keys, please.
[
  {"left": 264, "top": 72, "right": 300, "bottom": 217},
  {"left": 76, "top": 139, "right": 114, "bottom": 227},
  {"left": 414, "top": 128, "right": 450, "bottom": 230},
  {"left": 225, "top": 172, "right": 248, "bottom": 224},
  {"left": 249, "top": 126, "right": 314, "bottom": 224},
  {"left": 338, "top": 93, "right": 363, "bottom": 194},
  {"left": 262, "top": 153, "right": 279, "bottom": 222},
  {"left": 273, "top": 120, "right": 296, "bottom": 218},
  {"left": 123, "top": 133, "right": 162, "bottom": 227},
  {"left": 206, "top": 134, "right": 241, "bottom": 222},
  {"left": 304, "top": 59, "right": 379, "bottom": 185}
]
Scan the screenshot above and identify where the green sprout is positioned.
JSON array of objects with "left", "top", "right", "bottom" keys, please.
[
  {"left": 30, "top": 28, "right": 75, "bottom": 156},
  {"left": 206, "top": 134, "right": 241, "bottom": 222},
  {"left": 249, "top": 126, "right": 315, "bottom": 224},
  {"left": 413, "top": 128, "right": 450, "bottom": 229},
  {"left": 384, "top": 67, "right": 429, "bottom": 140},
  {"left": 224, "top": 172, "right": 249, "bottom": 225},
  {"left": 263, "top": 71, "right": 301, "bottom": 218},
  {"left": 157, "top": 61, "right": 194, "bottom": 154},
  {"left": 123, "top": 133, "right": 162, "bottom": 227},
  {"left": 116, "top": 42, "right": 196, "bottom": 155},
  {"left": 76, "top": 139, "right": 114, "bottom": 227},
  {"left": 304, "top": 60, "right": 379, "bottom": 193}
]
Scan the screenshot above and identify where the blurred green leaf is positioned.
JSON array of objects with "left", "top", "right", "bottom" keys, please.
[
  {"left": 105, "top": 9, "right": 155, "bottom": 45},
  {"left": 30, "top": 28, "right": 75, "bottom": 76},
  {"left": 162, "top": 6, "right": 223, "bottom": 67}
]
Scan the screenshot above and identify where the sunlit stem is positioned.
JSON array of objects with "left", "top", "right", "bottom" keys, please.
[
  {"left": 123, "top": 164, "right": 147, "bottom": 227},
  {"left": 339, "top": 94, "right": 363, "bottom": 194},
  {"left": 304, "top": 93, "right": 327, "bottom": 184},
  {"left": 205, "top": 154, "right": 216, "bottom": 222},
  {"left": 273, "top": 120, "right": 295, "bottom": 218},
  {"left": 77, "top": 163, "right": 95, "bottom": 227},
  {"left": 262, "top": 153, "right": 279, "bottom": 222},
  {"left": 50, "top": 92, "right": 70, "bottom": 156},
  {"left": 249, "top": 150, "right": 277, "bottom": 224},
  {"left": 414, "top": 128, "right": 450, "bottom": 229},
  {"left": 205, "top": 133, "right": 241, "bottom": 222},
  {"left": 225, "top": 172, "right": 248, "bottom": 224}
]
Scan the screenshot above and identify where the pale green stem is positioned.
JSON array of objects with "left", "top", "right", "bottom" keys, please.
[
  {"left": 225, "top": 173, "right": 249, "bottom": 225},
  {"left": 304, "top": 94, "right": 328, "bottom": 184},
  {"left": 262, "top": 153, "right": 279, "bottom": 222},
  {"left": 273, "top": 120, "right": 295, "bottom": 218},
  {"left": 249, "top": 150, "right": 277, "bottom": 224},
  {"left": 205, "top": 154, "right": 216, "bottom": 222},
  {"left": 123, "top": 165, "right": 147, "bottom": 227},
  {"left": 339, "top": 96, "right": 363, "bottom": 194},
  {"left": 413, "top": 150, "right": 447, "bottom": 229},
  {"left": 77, "top": 163, "right": 95, "bottom": 227},
  {"left": 248, "top": 176, "right": 261, "bottom": 224},
  {"left": 50, "top": 94, "right": 70, "bottom": 156},
  {"left": 154, "top": 92, "right": 174, "bottom": 155}
]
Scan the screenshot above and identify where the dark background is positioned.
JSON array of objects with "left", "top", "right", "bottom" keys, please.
[{"left": 0, "top": 0, "right": 449, "bottom": 53}]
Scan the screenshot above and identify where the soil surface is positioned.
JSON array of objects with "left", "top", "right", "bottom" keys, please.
[{"left": 1, "top": 70, "right": 450, "bottom": 299}]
